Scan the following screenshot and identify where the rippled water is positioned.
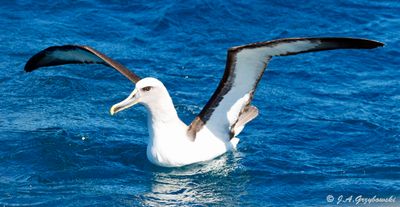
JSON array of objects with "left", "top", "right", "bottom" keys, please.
[{"left": 1, "top": 0, "right": 399, "bottom": 206}]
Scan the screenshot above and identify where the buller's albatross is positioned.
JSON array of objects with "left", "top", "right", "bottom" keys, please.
[{"left": 25, "top": 37, "right": 383, "bottom": 167}]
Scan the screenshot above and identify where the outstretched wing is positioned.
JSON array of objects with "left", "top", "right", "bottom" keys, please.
[
  {"left": 25, "top": 45, "right": 141, "bottom": 83},
  {"left": 187, "top": 37, "right": 383, "bottom": 140}
]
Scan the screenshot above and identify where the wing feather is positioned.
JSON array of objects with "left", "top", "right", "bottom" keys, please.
[
  {"left": 24, "top": 45, "right": 141, "bottom": 83},
  {"left": 188, "top": 37, "right": 383, "bottom": 140}
]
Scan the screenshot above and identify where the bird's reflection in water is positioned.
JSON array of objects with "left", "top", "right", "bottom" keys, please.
[{"left": 140, "top": 152, "right": 250, "bottom": 206}]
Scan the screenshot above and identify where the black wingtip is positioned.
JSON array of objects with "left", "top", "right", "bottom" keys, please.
[
  {"left": 350, "top": 38, "right": 384, "bottom": 49},
  {"left": 24, "top": 55, "right": 40, "bottom": 72},
  {"left": 309, "top": 37, "right": 384, "bottom": 50},
  {"left": 24, "top": 46, "right": 56, "bottom": 72},
  {"left": 372, "top": 40, "right": 385, "bottom": 47},
  {"left": 24, "top": 45, "right": 80, "bottom": 73}
]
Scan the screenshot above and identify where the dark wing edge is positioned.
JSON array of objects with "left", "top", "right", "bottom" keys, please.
[
  {"left": 24, "top": 45, "right": 141, "bottom": 83},
  {"left": 187, "top": 37, "right": 384, "bottom": 140}
]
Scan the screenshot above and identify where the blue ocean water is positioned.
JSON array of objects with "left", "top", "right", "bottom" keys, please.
[{"left": 1, "top": 0, "right": 399, "bottom": 206}]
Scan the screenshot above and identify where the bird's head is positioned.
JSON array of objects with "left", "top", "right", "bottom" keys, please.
[{"left": 110, "top": 77, "right": 168, "bottom": 115}]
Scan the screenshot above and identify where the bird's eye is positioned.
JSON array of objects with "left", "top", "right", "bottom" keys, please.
[{"left": 142, "top": 86, "right": 152, "bottom": 92}]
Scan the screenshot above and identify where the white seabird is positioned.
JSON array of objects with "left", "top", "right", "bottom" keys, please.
[{"left": 24, "top": 37, "right": 383, "bottom": 167}]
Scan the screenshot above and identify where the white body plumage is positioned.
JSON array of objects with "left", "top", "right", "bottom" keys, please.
[{"left": 112, "top": 78, "right": 239, "bottom": 167}]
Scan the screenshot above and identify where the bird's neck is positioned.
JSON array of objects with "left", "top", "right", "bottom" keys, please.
[
  {"left": 143, "top": 95, "right": 186, "bottom": 139},
  {"left": 146, "top": 102, "right": 179, "bottom": 123}
]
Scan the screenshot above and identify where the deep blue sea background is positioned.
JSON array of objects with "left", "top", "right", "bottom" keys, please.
[{"left": 0, "top": 0, "right": 399, "bottom": 206}]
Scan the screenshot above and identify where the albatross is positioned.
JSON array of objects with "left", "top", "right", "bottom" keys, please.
[{"left": 24, "top": 37, "right": 383, "bottom": 167}]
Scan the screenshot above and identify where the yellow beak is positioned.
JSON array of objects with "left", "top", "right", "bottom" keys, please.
[{"left": 110, "top": 88, "right": 139, "bottom": 115}]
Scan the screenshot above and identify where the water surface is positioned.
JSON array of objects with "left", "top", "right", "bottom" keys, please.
[{"left": 0, "top": 0, "right": 399, "bottom": 206}]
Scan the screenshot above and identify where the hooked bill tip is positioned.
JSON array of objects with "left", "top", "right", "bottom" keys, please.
[{"left": 110, "top": 106, "right": 116, "bottom": 116}]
